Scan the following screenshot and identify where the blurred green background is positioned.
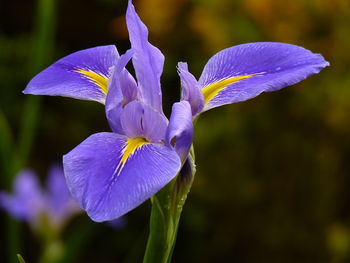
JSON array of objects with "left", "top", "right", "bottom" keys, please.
[{"left": 1, "top": 0, "right": 350, "bottom": 262}]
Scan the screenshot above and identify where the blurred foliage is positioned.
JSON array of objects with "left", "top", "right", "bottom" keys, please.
[
  {"left": 1, "top": 0, "right": 350, "bottom": 262},
  {"left": 16, "top": 254, "right": 26, "bottom": 263}
]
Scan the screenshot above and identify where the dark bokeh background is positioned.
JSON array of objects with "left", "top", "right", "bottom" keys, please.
[{"left": 1, "top": 0, "right": 350, "bottom": 262}]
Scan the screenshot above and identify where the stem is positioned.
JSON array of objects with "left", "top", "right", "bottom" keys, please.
[
  {"left": 38, "top": 239, "right": 64, "bottom": 263},
  {"left": 36, "top": 216, "right": 64, "bottom": 263},
  {"left": 143, "top": 153, "right": 196, "bottom": 263}
]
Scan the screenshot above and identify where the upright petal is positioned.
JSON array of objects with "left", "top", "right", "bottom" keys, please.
[
  {"left": 166, "top": 101, "right": 194, "bottom": 162},
  {"left": 120, "top": 101, "right": 144, "bottom": 138},
  {"left": 0, "top": 170, "right": 45, "bottom": 221},
  {"left": 63, "top": 132, "right": 181, "bottom": 222},
  {"left": 120, "top": 101, "right": 168, "bottom": 143},
  {"left": 126, "top": 0, "right": 164, "bottom": 112},
  {"left": 105, "top": 49, "right": 137, "bottom": 133},
  {"left": 24, "top": 45, "right": 119, "bottom": 104},
  {"left": 141, "top": 103, "right": 168, "bottom": 142},
  {"left": 198, "top": 42, "right": 329, "bottom": 111},
  {"left": 177, "top": 62, "right": 204, "bottom": 116}
]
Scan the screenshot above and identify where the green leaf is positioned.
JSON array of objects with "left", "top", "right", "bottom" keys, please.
[{"left": 17, "top": 254, "right": 26, "bottom": 263}]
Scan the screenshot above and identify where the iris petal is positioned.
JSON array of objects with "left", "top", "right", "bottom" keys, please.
[
  {"left": 198, "top": 42, "right": 329, "bottom": 111},
  {"left": 201, "top": 74, "right": 255, "bottom": 104},
  {"left": 177, "top": 62, "right": 204, "bottom": 116},
  {"left": 63, "top": 132, "right": 181, "bottom": 221},
  {"left": 120, "top": 101, "right": 168, "bottom": 143},
  {"left": 24, "top": 45, "right": 119, "bottom": 104},
  {"left": 105, "top": 49, "right": 136, "bottom": 133},
  {"left": 166, "top": 101, "right": 194, "bottom": 162},
  {"left": 114, "top": 137, "right": 150, "bottom": 177},
  {"left": 126, "top": 0, "right": 164, "bottom": 112}
]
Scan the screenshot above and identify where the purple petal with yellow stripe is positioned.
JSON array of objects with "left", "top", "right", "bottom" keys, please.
[
  {"left": 126, "top": 0, "right": 164, "bottom": 112},
  {"left": 198, "top": 42, "right": 329, "bottom": 111},
  {"left": 24, "top": 45, "right": 119, "bottom": 103},
  {"left": 63, "top": 132, "right": 181, "bottom": 222}
]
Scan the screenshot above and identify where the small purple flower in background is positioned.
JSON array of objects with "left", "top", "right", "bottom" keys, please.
[
  {"left": 0, "top": 165, "right": 80, "bottom": 229},
  {"left": 45, "top": 165, "right": 81, "bottom": 227},
  {"left": 0, "top": 170, "right": 45, "bottom": 224},
  {"left": 23, "top": 0, "right": 329, "bottom": 222}
]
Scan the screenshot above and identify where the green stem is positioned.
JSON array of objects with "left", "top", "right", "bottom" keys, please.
[
  {"left": 143, "top": 152, "right": 196, "bottom": 263},
  {"left": 36, "top": 215, "right": 64, "bottom": 263},
  {"left": 38, "top": 239, "right": 64, "bottom": 263}
]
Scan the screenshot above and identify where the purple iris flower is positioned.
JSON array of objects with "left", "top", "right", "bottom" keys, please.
[
  {"left": 24, "top": 0, "right": 193, "bottom": 222},
  {"left": 23, "top": 0, "right": 328, "bottom": 222},
  {"left": 0, "top": 165, "right": 80, "bottom": 228}
]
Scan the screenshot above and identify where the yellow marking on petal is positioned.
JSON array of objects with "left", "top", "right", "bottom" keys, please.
[
  {"left": 202, "top": 74, "right": 255, "bottom": 104},
  {"left": 114, "top": 137, "right": 150, "bottom": 176},
  {"left": 75, "top": 69, "right": 109, "bottom": 95}
]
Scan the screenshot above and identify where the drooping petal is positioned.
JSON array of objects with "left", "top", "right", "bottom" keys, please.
[
  {"left": 105, "top": 49, "right": 137, "bottom": 133},
  {"left": 120, "top": 101, "right": 168, "bottom": 143},
  {"left": 126, "top": 0, "right": 164, "bottom": 112},
  {"left": 198, "top": 42, "right": 329, "bottom": 111},
  {"left": 166, "top": 101, "right": 194, "bottom": 162},
  {"left": 46, "top": 165, "right": 80, "bottom": 224},
  {"left": 0, "top": 170, "right": 45, "bottom": 221},
  {"left": 24, "top": 45, "right": 119, "bottom": 104},
  {"left": 177, "top": 62, "right": 204, "bottom": 116},
  {"left": 63, "top": 132, "right": 181, "bottom": 222}
]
